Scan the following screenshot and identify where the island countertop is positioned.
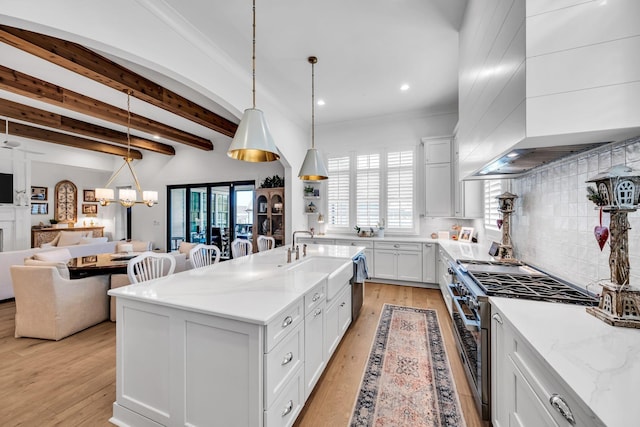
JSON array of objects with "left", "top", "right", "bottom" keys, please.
[{"left": 108, "top": 244, "right": 364, "bottom": 325}]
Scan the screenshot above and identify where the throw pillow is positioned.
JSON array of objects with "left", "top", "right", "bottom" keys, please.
[
  {"left": 57, "top": 232, "right": 84, "bottom": 247},
  {"left": 33, "top": 248, "right": 73, "bottom": 263},
  {"left": 24, "top": 259, "right": 71, "bottom": 280},
  {"left": 178, "top": 242, "right": 198, "bottom": 258}
]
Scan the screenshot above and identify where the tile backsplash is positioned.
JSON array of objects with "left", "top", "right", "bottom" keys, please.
[{"left": 511, "top": 135, "right": 640, "bottom": 291}]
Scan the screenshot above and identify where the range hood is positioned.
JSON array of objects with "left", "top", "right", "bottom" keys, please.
[{"left": 473, "top": 142, "right": 611, "bottom": 178}]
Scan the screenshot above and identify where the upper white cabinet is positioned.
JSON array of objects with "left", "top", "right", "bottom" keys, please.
[
  {"left": 424, "top": 137, "right": 452, "bottom": 217},
  {"left": 457, "top": 0, "right": 640, "bottom": 178},
  {"left": 425, "top": 138, "right": 451, "bottom": 164},
  {"left": 452, "top": 134, "right": 483, "bottom": 218}
]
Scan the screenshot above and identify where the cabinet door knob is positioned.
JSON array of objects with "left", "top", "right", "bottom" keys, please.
[
  {"left": 282, "top": 315, "right": 293, "bottom": 328},
  {"left": 492, "top": 313, "right": 503, "bottom": 324},
  {"left": 340, "top": 302, "right": 346, "bottom": 307},
  {"left": 281, "top": 352, "right": 294, "bottom": 366},
  {"left": 549, "top": 394, "right": 576, "bottom": 424},
  {"left": 282, "top": 400, "right": 294, "bottom": 417}
]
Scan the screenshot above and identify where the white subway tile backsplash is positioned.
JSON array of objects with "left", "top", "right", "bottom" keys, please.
[{"left": 512, "top": 135, "right": 640, "bottom": 289}]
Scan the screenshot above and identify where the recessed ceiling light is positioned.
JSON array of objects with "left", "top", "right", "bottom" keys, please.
[
  {"left": 317, "top": 99, "right": 325, "bottom": 106},
  {"left": 400, "top": 84, "right": 410, "bottom": 91}
]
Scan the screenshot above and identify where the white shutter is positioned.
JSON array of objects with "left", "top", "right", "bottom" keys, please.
[
  {"left": 356, "top": 154, "right": 380, "bottom": 228},
  {"left": 386, "top": 150, "right": 414, "bottom": 230},
  {"left": 484, "top": 180, "right": 502, "bottom": 229},
  {"left": 327, "top": 156, "right": 350, "bottom": 227}
]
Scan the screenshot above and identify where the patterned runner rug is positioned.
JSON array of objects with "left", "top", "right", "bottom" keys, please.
[{"left": 350, "top": 304, "right": 467, "bottom": 427}]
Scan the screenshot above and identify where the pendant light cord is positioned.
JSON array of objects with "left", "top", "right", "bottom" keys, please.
[
  {"left": 252, "top": 0, "right": 256, "bottom": 109},
  {"left": 311, "top": 59, "right": 315, "bottom": 149}
]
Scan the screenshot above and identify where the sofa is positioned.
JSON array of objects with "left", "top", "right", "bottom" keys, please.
[
  {"left": 11, "top": 264, "right": 109, "bottom": 340},
  {"left": 0, "top": 233, "right": 118, "bottom": 300}
]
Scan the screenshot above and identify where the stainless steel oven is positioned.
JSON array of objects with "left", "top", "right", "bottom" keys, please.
[
  {"left": 446, "top": 259, "right": 598, "bottom": 422},
  {"left": 446, "top": 262, "right": 491, "bottom": 421}
]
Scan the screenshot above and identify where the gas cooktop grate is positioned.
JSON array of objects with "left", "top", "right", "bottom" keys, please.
[{"left": 468, "top": 272, "right": 598, "bottom": 306}]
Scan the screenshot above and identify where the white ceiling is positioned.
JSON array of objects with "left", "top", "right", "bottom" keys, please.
[{"left": 0, "top": 0, "right": 468, "bottom": 154}]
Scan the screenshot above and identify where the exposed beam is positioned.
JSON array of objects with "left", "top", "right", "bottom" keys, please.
[
  {"left": 4, "top": 120, "right": 143, "bottom": 159},
  {"left": 0, "top": 98, "right": 175, "bottom": 155},
  {"left": 0, "top": 25, "right": 238, "bottom": 138},
  {"left": 0, "top": 65, "right": 213, "bottom": 150}
]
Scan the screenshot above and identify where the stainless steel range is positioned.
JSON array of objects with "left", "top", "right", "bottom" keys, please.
[{"left": 446, "top": 259, "right": 598, "bottom": 421}]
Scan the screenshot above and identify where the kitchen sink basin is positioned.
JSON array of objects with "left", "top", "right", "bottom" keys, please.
[{"left": 288, "top": 257, "right": 353, "bottom": 300}]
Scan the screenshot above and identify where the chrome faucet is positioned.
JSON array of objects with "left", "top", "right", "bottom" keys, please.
[{"left": 292, "top": 230, "right": 313, "bottom": 249}]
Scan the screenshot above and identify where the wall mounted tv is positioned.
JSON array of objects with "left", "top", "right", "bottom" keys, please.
[{"left": 0, "top": 173, "right": 14, "bottom": 204}]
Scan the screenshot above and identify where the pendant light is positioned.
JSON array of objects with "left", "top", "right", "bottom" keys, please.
[
  {"left": 95, "top": 90, "right": 158, "bottom": 208},
  {"left": 227, "top": 0, "right": 280, "bottom": 162},
  {"left": 298, "top": 56, "right": 328, "bottom": 181}
]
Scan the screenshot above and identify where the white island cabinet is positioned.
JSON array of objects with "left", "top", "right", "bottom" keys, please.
[{"left": 108, "top": 244, "right": 362, "bottom": 427}]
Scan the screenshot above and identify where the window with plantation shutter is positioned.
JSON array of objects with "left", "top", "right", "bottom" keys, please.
[
  {"left": 327, "top": 156, "right": 350, "bottom": 227},
  {"left": 387, "top": 150, "right": 414, "bottom": 229},
  {"left": 356, "top": 154, "right": 380, "bottom": 228},
  {"left": 484, "top": 179, "right": 502, "bottom": 230}
]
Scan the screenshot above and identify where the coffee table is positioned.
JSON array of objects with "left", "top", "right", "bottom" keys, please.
[{"left": 68, "top": 253, "right": 139, "bottom": 279}]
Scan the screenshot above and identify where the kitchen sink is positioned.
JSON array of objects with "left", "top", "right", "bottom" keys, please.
[{"left": 288, "top": 257, "right": 353, "bottom": 300}]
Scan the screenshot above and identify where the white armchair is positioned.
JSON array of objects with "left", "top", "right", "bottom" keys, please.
[{"left": 10, "top": 265, "right": 109, "bottom": 340}]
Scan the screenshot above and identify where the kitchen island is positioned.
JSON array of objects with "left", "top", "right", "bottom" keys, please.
[{"left": 108, "top": 244, "right": 363, "bottom": 427}]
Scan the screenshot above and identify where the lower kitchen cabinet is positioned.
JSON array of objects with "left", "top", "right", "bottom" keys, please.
[
  {"left": 422, "top": 243, "right": 436, "bottom": 283},
  {"left": 373, "top": 241, "right": 422, "bottom": 282},
  {"left": 491, "top": 305, "right": 605, "bottom": 427},
  {"left": 438, "top": 247, "right": 453, "bottom": 315},
  {"left": 324, "top": 284, "right": 352, "bottom": 359},
  {"left": 304, "top": 301, "right": 325, "bottom": 399},
  {"left": 334, "top": 239, "right": 374, "bottom": 273}
]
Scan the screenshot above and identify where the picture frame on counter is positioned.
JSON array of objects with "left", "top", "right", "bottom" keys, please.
[
  {"left": 82, "top": 203, "right": 98, "bottom": 215},
  {"left": 458, "top": 227, "right": 474, "bottom": 242}
]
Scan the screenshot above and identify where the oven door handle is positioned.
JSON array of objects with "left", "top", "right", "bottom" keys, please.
[{"left": 451, "top": 295, "right": 481, "bottom": 331}]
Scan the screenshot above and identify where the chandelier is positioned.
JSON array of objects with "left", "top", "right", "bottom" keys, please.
[{"left": 95, "top": 90, "right": 158, "bottom": 208}]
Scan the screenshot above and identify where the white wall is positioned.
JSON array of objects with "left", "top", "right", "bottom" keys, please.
[{"left": 511, "top": 135, "right": 640, "bottom": 291}]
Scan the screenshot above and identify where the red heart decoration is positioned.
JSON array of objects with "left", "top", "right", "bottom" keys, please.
[{"left": 594, "top": 226, "right": 609, "bottom": 251}]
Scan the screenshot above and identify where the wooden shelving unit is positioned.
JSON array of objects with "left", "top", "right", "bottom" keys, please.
[{"left": 253, "top": 187, "right": 285, "bottom": 250}]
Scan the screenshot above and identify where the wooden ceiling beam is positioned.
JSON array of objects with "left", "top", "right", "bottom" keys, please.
[
  {"left": 6, "top": 121, "right": 143, "bottom": 159},
  {"left": 0, "top": 65, "right": 213, "bottom": 150},
  {"left": 0, "top": 98, "right": 175, "bottom": 156},
  {"left": 0, "top": 25, "right": 238, "bottom": 138}
]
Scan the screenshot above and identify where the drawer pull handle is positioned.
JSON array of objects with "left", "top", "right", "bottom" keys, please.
[
  {"left": 282, "top": 400, "right": 293, "bottom": 417},
  {"left": 351, "top": 242, "right": 356, "bottom": 246},
  {"left": 314, "top": 308, "right": 322, "bottom": 317},
  {"left": 492, "top": 313, "right": 503, "bottom": 324},
  {"left": 281, "top": 352, "right": 294, "bottom": 365},
  {"left": 282, "top": 316, "right": 293, "bottom": 328},
  {"left": 340, "top": 302, "right": 346, "bottom": 307},
  {"left": 312, "top": 293, "right": 320, "bottom": 302},
  {"left": 549, "top": 394, "right": 575, "bottom": 424},
  {"left": 393, "top": 244, "right": 400, "bottom": 248}
]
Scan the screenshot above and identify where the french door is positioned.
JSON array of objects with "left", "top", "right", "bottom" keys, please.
[{"left": 167, "top": 180, "right": 254, "bottom": 259}]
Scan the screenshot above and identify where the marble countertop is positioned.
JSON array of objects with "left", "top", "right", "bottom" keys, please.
[
  {"left": 491, "top": 298, "right": 638, "bottom": 427},
  {"left": 109, "top": 244, "right": 364, "bottom": 325}
]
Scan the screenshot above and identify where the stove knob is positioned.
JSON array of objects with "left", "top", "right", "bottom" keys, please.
[
  {"left": 466, "top": 297, "right": 479, "bottom": 311},
  {"left": 447, "top": 267, "right": 454, "bottom": 275}
]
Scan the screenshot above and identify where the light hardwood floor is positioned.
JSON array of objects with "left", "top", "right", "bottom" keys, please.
[{"left": 0, "top": 282, "right": 483, "bottom": 427}]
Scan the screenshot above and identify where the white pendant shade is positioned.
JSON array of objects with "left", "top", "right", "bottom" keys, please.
[
  {"left": 227, "top": 109, "right": 280, "bottom": 162},
  {"left": 143, "top": 191, "right": 158, "bottom": 203},
  {"left": 298, "top": 148, "right": 328, "bottom": 181},
  {"left": 119, "top": 188, "right": 137, "bottom": 202},
  {"left": 95, "top": 188, "right": 114, "bottom": 201}
]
